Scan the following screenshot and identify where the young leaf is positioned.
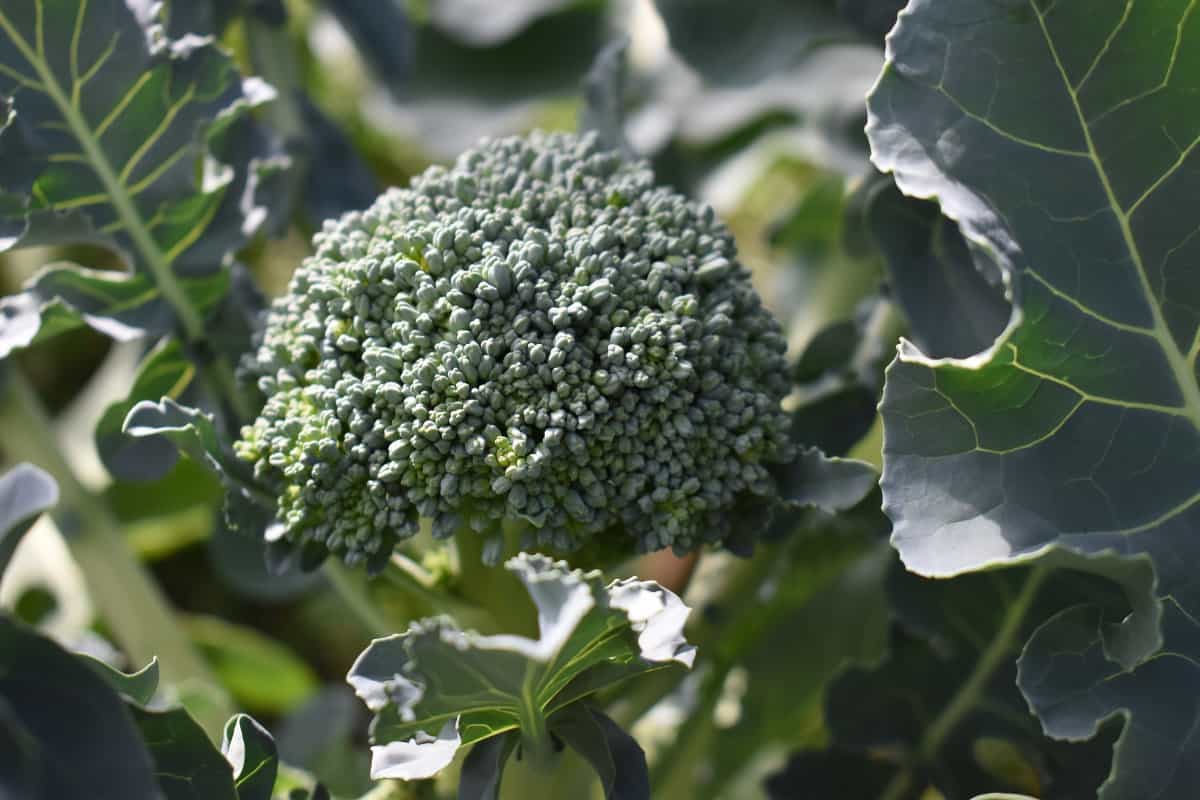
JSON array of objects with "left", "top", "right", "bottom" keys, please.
[
  {"left": 0, "top": 616, "right": 161, "bottom": 800},
  {"left": 868, "top": 1, "right": 1200, "bottom": 792},
  {"left": 222, "top": 714, "right": 279, "bottom": 800},
  {"left": 347, "top": 553, "right": 695, "bottom": 781},
  {"left": 0, "top": 462, "right": 57, "bottom": 579},
  {"left": 79, "top": 655, "right": 161, "bottom": 706},
  {"left": 123, "top": 397, "right": 265, "bottom": 500},
  {"left": 95, "top": 338, "right": 195, "bottom": 481}
]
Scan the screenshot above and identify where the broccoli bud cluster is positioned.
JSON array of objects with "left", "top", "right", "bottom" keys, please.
[{"left": 237, "top": 131, "right": 793, "bottom": 567}]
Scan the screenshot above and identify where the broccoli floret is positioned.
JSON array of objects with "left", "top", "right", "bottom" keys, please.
[{"left": 237, "top": 131, "right": 793, "bottom": 568}]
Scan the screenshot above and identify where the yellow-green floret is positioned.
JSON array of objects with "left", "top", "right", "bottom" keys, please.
[{"left": 237, "top": 131, "right": 793, "bottom": 567}]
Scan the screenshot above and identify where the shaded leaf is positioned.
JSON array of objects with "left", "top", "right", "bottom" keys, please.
[
  {"left": 347, "top": 553, "right": 694, "bottom": 781},
  {"left": 324, "top": 0, "right": 412, "bottom": 91},
  {"left": 0, "top": 696, "right": 41, "bottom": 800},
  {"left": 765, "top": 748, "right": 895, "bottom": 799},
  {"left": 773, "top": 448, "right": 878, "bottom": 514},
  {"left": 128, "top": 704, "right": 237, "bottom": 800},
  {"left": 864, "top": 179, "right": 1009, "bottom": 359},
  {"left": 551, "top": 705, "right": 650, "bottom": 800},
  {"left": 792, "top": 319, "right": 860, "bottom": 383},
  {"left": 0, "top": 462, "right": 57, "bottom": 580},
  {"left": 579, "top": 37, "right": 632, "bottom": 156},
  {"left": 296, "top": 97, "right": 380, "bottom": 224},
  {"left": 783, "top": 561, "right": 1125, "bottom": 800},
  {"left": 653, "top": 0, "right": 860, "bottom": 87},
  {"left": 0, "top": 617, "right": 160, "bottom": 800},
  {"left": 458, "top": 731, "right": 518, "bottom": 800},
  {"left": 835, "top": 0, "right": 905, "bottom": 43},
  {"left": 868, "top": 2, "right": 1200, "bottom": 792},
  {"left": 207, "top": 521, "right": 321, "bottom": 602},
  {"left": 1019, "top": 599, "right": 1200, "bottom": 800}
]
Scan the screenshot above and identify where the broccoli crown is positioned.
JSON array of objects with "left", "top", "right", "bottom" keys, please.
[{"left": 237, "top": 131, "right": 793, "bottom": 567}]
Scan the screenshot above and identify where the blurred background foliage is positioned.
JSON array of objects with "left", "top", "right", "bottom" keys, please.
[{"left": 0, "top": 1, "right": 1014, "bottom": 797}]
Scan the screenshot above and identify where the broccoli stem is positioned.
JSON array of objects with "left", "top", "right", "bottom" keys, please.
[
  {"left": 517, "top": 663, "right": 557, "bottom": 770},
  {"left": 1, "top": 367, "right": 232, "bottom": 737},
  {"left": 323, "top": 561, "right": 396, "bottom": 637}
]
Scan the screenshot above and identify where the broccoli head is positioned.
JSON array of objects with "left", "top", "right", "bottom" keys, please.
[{"left": 237, "top": 131, "right": 793, "bottom": 568}]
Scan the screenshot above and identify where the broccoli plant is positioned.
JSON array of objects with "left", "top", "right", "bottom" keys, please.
[{"left": 1, "top": 1, "right": 1197, "bottom": 799}]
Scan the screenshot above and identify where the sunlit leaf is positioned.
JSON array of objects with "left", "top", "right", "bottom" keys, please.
[
  {"left": 347, "top": 553, "right": 694, "bottom": 781},
  {"left": 869, "top": 1, "right": 1200, "bottom": 793}
]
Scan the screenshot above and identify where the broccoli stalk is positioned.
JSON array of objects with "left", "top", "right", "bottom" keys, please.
[{"left": 237, "top": 132, "right": 793, "bottom": 568}]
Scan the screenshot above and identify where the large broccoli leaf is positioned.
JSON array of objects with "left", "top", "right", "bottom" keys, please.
[
  {"left": 0, "top": 616, "right": 162, "bottom": 800},
  {"left": 1, "top": 615, "right": 289, "bottom": 800},
  {"left": 0, "top": 0, "right": 281, "bottom": 349},
  {"left": 768, "top": 561, "right": 1128, "bottom": 799},
  {"left": 347, "top": 553, "right": 694, "bottom": 789},
  {"left": 868, "top": 0, "right": 1200, "bottom": 794}
]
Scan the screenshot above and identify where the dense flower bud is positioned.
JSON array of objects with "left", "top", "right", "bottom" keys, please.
[{"left": 237, "top": 132, "right": 793, "bottom": 567}]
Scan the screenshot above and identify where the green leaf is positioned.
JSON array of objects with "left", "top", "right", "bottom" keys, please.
[
  {"left": 95, "top": 338, "right": 194, "bottom": 481},
  {"left": 123, "top": 397, "right": 265, "bottom": 501},
  {"left": 428, "top": 0, "right": 578, "bottom": 46},
  {"left": 0, "top": 616, "right": 160, "bottom": 799},
  {"left": 0, "top": 0, "right": 276, "bottom": 276},
  {"left": 0, "top": 696, "right": 42, "bottom": 800},
  {"left": 128, "top": 704, "right": 238, "bottom": 800},
  {"left": 1018, "top": 598, "right": 1200, "bottom": 800},
  {"left": 869, "top": 1, "right": 1200, "bottom": 791},
  {"left": 777, "top": 562, "right": 1124, "bottom": 799},
  {"left": 0, "top": 264, "right": 228, "bottom": 360},
  {"left": 653, "top": 0, "right": 862, "bottom": 87},
  {"left": 183, "top": 614, "right": 319, "bottom": 715},
  {"left": 773, "top": 448, "right": 878, "bottom": 514},
  {"left": 347, "top": 553, "right": 695, "bottom": 781},
  {"left": 579, "top": 37, "right": 631, "bottom": 156},
  {"left": 221, "top": 714, "right": 279, "bottom": 800},
  {"left": 79, "top": 655, "right": 160, "bottom": 706},
  {"left": 0, "top": 462, "right": 57, "bottom": 579},
  {"left": 458, "top": 732, "right": 518, "bottom": 800},
  {"left": 551, "top": 705, "right": 650, "bottom": 800},
  {"left": 864, "top": 178, "right": 1010, "bottom": 359},
  {"left": 322, "top": 0, "right": 412, "bottom": 90}
]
